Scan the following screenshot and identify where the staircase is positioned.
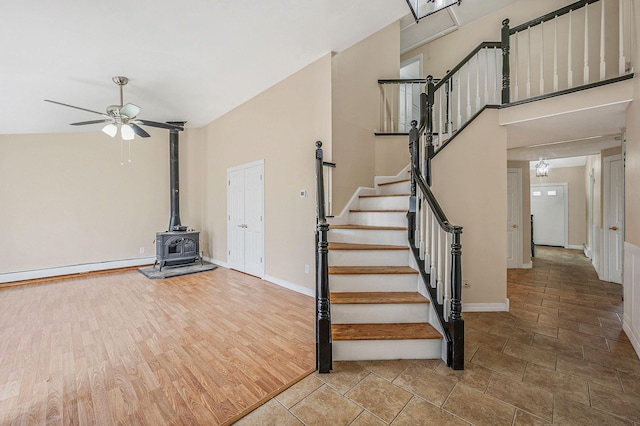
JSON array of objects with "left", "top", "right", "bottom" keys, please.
[{"left": 326, "top": 170, "right": 443, "bottom": 361}]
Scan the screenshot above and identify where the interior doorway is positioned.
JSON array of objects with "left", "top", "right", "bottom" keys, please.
[{"left": 603, "top": 153, "right": 624, "bottom": 284}]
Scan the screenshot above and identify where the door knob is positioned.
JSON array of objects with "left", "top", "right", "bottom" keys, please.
[
  {"left": 610, "top": 226, "right": 619, "bottom": 231},
  {"left": 512, "top": 224, "right": 518, "bottom": 228}
]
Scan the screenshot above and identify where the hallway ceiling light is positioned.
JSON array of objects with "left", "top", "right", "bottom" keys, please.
[
  {"left": 535, "top": 159, "right": 549, "bottom": 177},
  {"left": 405, "top": 0, "right": 462, "bottom": 23}
]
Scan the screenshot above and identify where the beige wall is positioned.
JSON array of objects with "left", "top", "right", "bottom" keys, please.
[
  {"left": 197, "top": 54, "right": 333, "bottom": 291},
  {"left": 431, "top": 109, "right": 507, "bottom": 305},
  {"left": 530, "top": 165, "right": 587, "bottom": 247},
  {"left": 375, "top": 135, "right": 410, "bottom": 177},
  {"left": 331, "top": 22, "right": 400, "bottom": 214},
  {"left": 0, "top": 129, "right": 171, "bottom": 274},
  {"left": 507, "top": 160, "right": 531, "bottom": 265}
]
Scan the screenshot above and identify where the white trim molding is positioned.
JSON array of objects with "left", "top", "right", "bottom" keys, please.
[
  {"left": 565, "top": 245, "right": 584, "bottom": 250},
  {"left": 520, "top": 262, "right": 533, "bottom": 269},
  {"left": 263, "top": 275, "right": 314, "bottom": 297},
  {"left": 0, "top": 257, "right": 155, "bottom": 284},
  {"left": 463, "top": 299, "right": 510, "bottom": 312},
  {"left": 623, "top": 242, "right": 640, "bottom": 359}
]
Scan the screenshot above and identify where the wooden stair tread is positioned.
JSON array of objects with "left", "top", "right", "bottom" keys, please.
[
  {"left": 378, "top": 178, "right": 410, "bottom": 186},
  {"left": 328, "top": 242, "right": 408, "bottom": 251},
  {"left": 330, "top": 224, "right": 407, "bottom": 230},
  {"left": 359, "top": 193, "right": 410, "bottom": 198},
  {"left": 330, "top": 292, "right": 429, "bottom": 304},
  {"left": 329, "top": 266, "right": 418, "bottom": 275},
  {"left": 349, "top": 209, "right": 407, "bottom": 213},
  {"left": 332, "top": 323, "right": 442, "bottom": 341}
]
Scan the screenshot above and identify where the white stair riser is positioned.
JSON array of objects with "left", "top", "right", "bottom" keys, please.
[
  {"left": 332, "top": 339, "right": 442, "bottom": 361},
  {"left": 329, "top": 250, "right": 409, "bottom": 266},
  {"left": 329, "top": 274, "right": 419, "bottom": 292},
  {"left": 329, "top": 229, "right": 407, "bottom": 246},
  {"left": 348, "top": 211, "right": 407, "bottom": 227},
  {"left": 358, "top": 196, "right": 409, "bottom": 211},
  {"left": 377, "top": 182, "right": 411, "bottom": 195},
  {"left": 332, "top": 304, "right": 429, "bottom": 324}
]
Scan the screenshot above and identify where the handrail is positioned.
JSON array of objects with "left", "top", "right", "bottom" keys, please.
[
  {"left": 408, "top": 120, "right": 464, "bottom": 369},
  {"left": 433, "top": 42, "right": 501, "bottom": 92},
  {"left": 314, "top": 141, "right": 332, "bottom": 374},
  {"left": 510, "top": 0, "right": 599, "bottom": 33}
]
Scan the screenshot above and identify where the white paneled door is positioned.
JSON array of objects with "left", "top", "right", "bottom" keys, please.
[
  {"left": 227, "top": 160, "right": 264, "bottom": 278},
  {"left": 507, "top": 169, "right": 522, "bottom": 268},
  {"left": 604, "top": 154, "right": 623, "bottom": 284}
]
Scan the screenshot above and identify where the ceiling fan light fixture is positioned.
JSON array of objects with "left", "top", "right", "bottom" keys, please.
[
  {"left": 121, "top": 124, "right": 135, "bottom": 140},
  {"left": 102, "top": 123, "right": 118, "bottom": 137}
]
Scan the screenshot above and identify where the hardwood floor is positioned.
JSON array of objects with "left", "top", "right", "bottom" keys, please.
[{"left": 0, "top": 267, "right": 315, "bottom": 425}]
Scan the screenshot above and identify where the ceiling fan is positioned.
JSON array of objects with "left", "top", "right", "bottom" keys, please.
[{"left": 45, "top": 76, "right": 183, "bottom": 140}]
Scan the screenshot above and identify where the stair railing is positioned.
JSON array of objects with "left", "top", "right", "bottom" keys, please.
[
  {"left": 408, "top": 118, "right": 464, "bottom": 370},
  {"left": 314, "top": 141, "right": 332, "bottom": 373},
  {"left": 507, "top": 0, "right": 634, "bottom": 103}
]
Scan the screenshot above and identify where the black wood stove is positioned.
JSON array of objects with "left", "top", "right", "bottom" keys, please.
[{"left": 154, "top": 124, "right": 202, "bottom": 271}]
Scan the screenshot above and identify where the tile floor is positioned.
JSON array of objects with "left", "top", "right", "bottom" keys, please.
[{"left": 234, "top": 247, "right": 640, "bottom": 425}]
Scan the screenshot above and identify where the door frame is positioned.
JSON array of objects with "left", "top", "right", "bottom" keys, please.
[
  {"left": 531, "top": 183, "right": 569, "bottom": 248},
  {"left": 227, "top": 159, "right": 265, "bottom": 278},
  {"left": 507, "top": 168, "right": 522, "bottom": 268},
  {"left": 603, "top": 153, "right": 623, "bottom": 284}
]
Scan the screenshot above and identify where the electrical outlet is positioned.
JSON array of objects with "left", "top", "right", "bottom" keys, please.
[
  {"left": 304, "top": 264, "right": 310, "bottom": 274},
  {"left": 463, "top": 280, "right": 470, "bottom": 287},
  {"left": 139, "top": 247, "right": 145, "bottom": 254}
]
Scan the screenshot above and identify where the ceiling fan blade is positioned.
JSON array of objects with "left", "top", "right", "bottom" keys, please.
[
  {"left": 44, "top": 99, "right": 110, "bottom": 117},
  {"left": 131, "top": 123, "right": 150, "bottom": 138},
  {"left": 138, "top": 120, "right": 184, "bottom": 131},
  {"left": 70, "top": 119, "right": 113, "bottom": 126},
  {"left": 120, "top": 103, "right": 141, "bottom": 119}
]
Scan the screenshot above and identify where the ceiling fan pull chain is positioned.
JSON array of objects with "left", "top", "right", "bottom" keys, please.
[
  {"left": 128, "top": 140, "right": 132, "bottom": 163},
  {"left": 120, "top": 137, "right": 125, "bottom": 166}
]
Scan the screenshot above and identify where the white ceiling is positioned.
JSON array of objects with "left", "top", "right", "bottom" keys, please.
[{"left": 2, "top": 0, "right": 410, "bottom": 135}]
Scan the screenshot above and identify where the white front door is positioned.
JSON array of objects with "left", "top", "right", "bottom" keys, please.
[
  {"left": 604, "top": 154, "right": 623, "bottom": 284},
  {"left": 531, "top": 183, "right": 567, "bottom": 247},
  {"left": 507, "top": 169, "right": 522, "bottom": 268},
  {"left": 227, "top": 160, "right": 265, "bottom": 278}
]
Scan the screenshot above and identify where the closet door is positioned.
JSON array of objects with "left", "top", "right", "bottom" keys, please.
[{"left": 227, "top": 160, "right": 264, "bottom": 277}]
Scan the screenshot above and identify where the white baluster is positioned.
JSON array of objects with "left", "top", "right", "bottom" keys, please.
[
  {"left": 466, "top": 63, "right": 472, "bottom": 120},
  {"left": 475, "top": 54, "right": 481, "bottom": 112},
  {"left": 540, "top": 21, "right": 545, "bottom": 95},
  {"left": 600, "top": 0, "right": 606, "bottom": 80},
  {"left": 484, "top": 48, "right": 489, "bottom": 106},
  {"left": 568, "top": 9, "right": 574, "bottom": 88},
  {"left": 527, "top": 27, "right": 532, "bottom": 98},
  {"left": 444, "top": 232, "right": 451, "bottom": 320},
  {"left": 554, "top": 16, "right": 559, "bottom": 91},
  {"left": 437, "top": 228, "right": 443, "bottom": 304},
  {"left": 514, "top": 33, "right": 519, "bottom": 101},
  {"left": 438, "top": 88, "right": 443, "bottom": 146},
  {"left": 495, "top": 47, "right": 500, "bottom": 103},
  {"left": 584, "top": 3, "right": 590, "bottom": 84},
  {"left": 430, "top": 213, "right": 437, "bottom": 289},
  {"left": 456, "top": 72, "right": 462, "bottom": 130},
  {"left": 421, "top": 199, "right": 428, "bottom": 263},
  {"left": 619, "top": 0, "right": 626, "bottom": 75}
]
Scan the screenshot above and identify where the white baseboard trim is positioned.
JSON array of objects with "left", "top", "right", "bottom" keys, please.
[
  {"left": 0, "top": 257, "right": 156, "bottom": 284},
  {"left": 208, "top": 257, "right": 229, "bottom": 268},
  {"left": 263, "top": 275, "right": 314, "bottom": 297},
  {"left": 623, "top": 242, "right": 640, "bottom": 360},
  {"left": 564, "top": 245, "right": 583, "bottom": 250},
  {"left": 463, "top": 299, "right": 510, "bottom": 312},
  {"left": 520, "top": 262, "right": 532, "bottom": 269}
]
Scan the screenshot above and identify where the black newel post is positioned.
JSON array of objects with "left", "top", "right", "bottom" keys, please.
[
  {"left": 501, "top": 18, "right": 511, "bottom": 105},
  {"left": 424, "top": 76, "right": 435, "bottom": 186},
  {"left": 408, "top": 121, "right": 419, "bottom": 245},
  {"left": 315, "top": 141, "right": 332, "bottom": 374},
  {"left": 448, "top": 226, "right": 464, "bottom": 370}
]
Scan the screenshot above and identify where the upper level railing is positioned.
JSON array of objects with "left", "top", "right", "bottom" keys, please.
[
  {"left": 378, "top": 0, "right": 634, "bottom": 137},
  {"left": 314, "top": 141, "right": 332, "bottom": 374}
]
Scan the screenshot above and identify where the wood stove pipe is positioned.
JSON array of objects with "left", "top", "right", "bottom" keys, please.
[{"left": 167, "top": 122, "right": 186, "bottom": 232}]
